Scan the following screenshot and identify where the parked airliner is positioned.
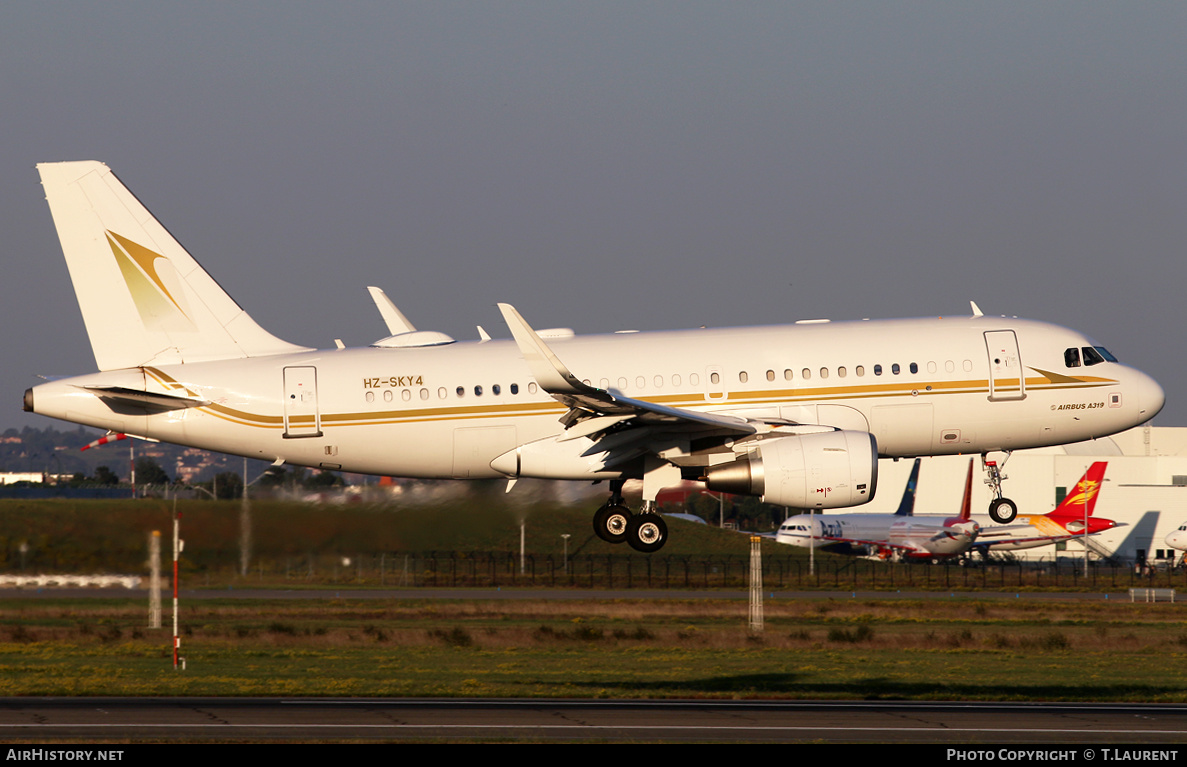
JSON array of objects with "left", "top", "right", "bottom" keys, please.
[
  {"left": 774, "top": 459, "right": 980, "bottom": 560},
  {"left": 972, "top": 462, "right": 1121, "bottom": 554},
  {"left": 24, "top": 161, "right": 1165, "bottom": 552},
  {"left": 1164, "top": 523, "right": 1187, "bottom": 563}
]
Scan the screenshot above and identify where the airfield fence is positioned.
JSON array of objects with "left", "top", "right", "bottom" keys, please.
[{"left": 205, "top": 551, "right": 1187, "bottom": 591}]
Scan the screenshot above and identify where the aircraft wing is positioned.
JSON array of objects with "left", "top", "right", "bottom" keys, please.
[
  {"left": 498, "top": 303, "right": 758, "bottom": 438},
  {"left": 970, "top": 535, "right": 1073, "bottom": 550},
  {"left": 970, "top": 530, "right": 1108, "bottom": 550},
  {"left": 815, "top": 535, "right": 920, "bottom": 553}
]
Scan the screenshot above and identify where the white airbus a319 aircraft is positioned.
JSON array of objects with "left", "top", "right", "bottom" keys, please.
[{"left": 24, "top": 162, "right": 1165, "bottom": 553}]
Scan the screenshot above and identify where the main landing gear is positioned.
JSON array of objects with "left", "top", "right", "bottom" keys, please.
[
  {"left": 592, "top": 481, "right": 669, "bottom": 553},
  {"left": 982, "top": 453, "right": 1018, "bottom": 524}
]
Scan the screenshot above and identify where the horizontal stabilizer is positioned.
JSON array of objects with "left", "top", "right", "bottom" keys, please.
[{"left": 81, "top": 385, "right": 210, "bottom": 412}]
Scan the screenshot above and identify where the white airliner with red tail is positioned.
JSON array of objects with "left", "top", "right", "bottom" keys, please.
[
  {"left": 24, "top": 162, "right": 1165, "bottom": 552},
  {"left": 972, "top": 462, "right": 1121, "bottom": 553},
  {"left": 774, "top": 458, "right": 981, "bottom": 560}
]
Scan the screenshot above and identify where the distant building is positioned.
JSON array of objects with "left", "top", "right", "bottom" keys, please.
[{"left": 0, "top": 472, "right": 46, "bottom": 484}]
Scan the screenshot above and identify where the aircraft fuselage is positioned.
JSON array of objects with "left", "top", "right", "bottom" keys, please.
[{"left": 26, "top": 314, "right": 1163, "bottom": 482}]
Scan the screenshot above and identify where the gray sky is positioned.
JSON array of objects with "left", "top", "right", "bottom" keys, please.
[{"left": 3, "top": 2, "right": 1186, "bottom": 429}]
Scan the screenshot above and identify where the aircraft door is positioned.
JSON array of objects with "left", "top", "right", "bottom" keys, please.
[
  {"left": 984, "top": 330, "right": 1025, "bottom": 401},
  {"left": 283, "top": 366, "right": 323, "bottom": 438}
]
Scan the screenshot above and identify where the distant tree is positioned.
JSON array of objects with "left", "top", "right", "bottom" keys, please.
[
  {"left": 134, "top": 458, "right": 171, "bottom": 486},
  {"left": 93, "top": 465, "right": 120, "bottom": 485},
  {"left": 212, "top": 471, "right": 244, "bottom": 500},
  {"left": 258, "top": 466, "right": 307, "bottom": 490}
]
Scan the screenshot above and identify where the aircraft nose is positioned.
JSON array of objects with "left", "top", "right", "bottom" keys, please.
[{"left": 1136, "top": 370, "right": 1166, "bottom": 421}]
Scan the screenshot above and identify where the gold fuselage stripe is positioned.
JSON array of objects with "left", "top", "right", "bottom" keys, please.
[{"left": 143, "top": 367, "right": 1117, "bottom": 431}]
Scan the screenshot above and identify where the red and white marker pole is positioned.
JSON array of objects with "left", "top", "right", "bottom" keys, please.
[{"left": 172, "top": 505, "right": 182, "bottom": 670}]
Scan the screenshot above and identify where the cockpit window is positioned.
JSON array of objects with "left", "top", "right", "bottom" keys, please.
[
  {"left": 1082, "top": 347, "right": 1106, "bottom": 366},
  {"left": 1095, "top": 346, "right": 1118, "bottom": 362},
  {"left": 1064, "top": 348, "right": 1081, "bottom": 368}
]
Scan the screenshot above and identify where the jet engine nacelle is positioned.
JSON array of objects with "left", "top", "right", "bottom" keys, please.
[{"left": 704, "top": 430, "right": 878, "bottom": 508}]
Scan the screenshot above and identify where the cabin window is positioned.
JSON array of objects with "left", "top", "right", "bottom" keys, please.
[
  {"left": 582, "top": 379, "right": 591, "bottom": 386},
  {"left": 456, "top": 386, "right": 465, "bottom": 398},
  {"left": 401, "top": 389, "right": 411, "bottom": 401},
  {"left": 672, "top": 374, "right": 681, "bottom": 387},
  {"left": 802, "top": 368, "right": 811, "bottom": 380},
  {"left": 1065, "top": 347, "right": 1081, "bottom": 367},
  {"left": 528, "top": 382, "right": 538, "bottom": 394},
  {"left": 690, "top": 373, "right": 700, "bottom": 386},
  {"left": 784, "top": 369, "right": 793, "bottom": 381},
  {"left": 654, "top": 375, "right": 664, "bottom": 388},
  {"left": 892, "top": 363, "right": 901, "bottom": 375},
  {"left": 492, "top": 384, "right": 501, "bottom": 395},
  {"left": 474, "top": 385, "right": 483, "bottom": 396},
  {"left": 838, "top": 366, "right": 847, "bottom": 378},
  {"left": 383, "top": 390, "right": 393, "bottom": 402},
  {"left": 510, "top": 383, "right": 519, "bottom": 395},
  {"left": 963, "top": 360, "right": 973, "bottom": 372},
  {"left": 618, "top": 377, "right": 628, "bottom": 389},
  {"left": 874, "top": 365, "right": 883, "bottom": 376},
  {"left": 855, "top": 365, "right": 864, "bottom": 377},
  {"left": 636, "top": 376, "right": 646, "bottom": 389},
  {"left": 819, "top": 367, "right": 829, "bottom": 379},
  {"left": 927, "top": 361, "right": 937, "bottom": 374},
  {"left": 909, "top": 362, "right": 918, "bottom": 374},
  {"left": 710, "top": 372, "right": 720, "bottom": 384},
  {"left": 739, "top": 371, "right": 748, "bottom": 383},
  {"left": 438, "top": 387, "right": 447, "bottom": 399},
  {"left": 600, "top": 378, "right": 610, "bottom": 389},
  {"left": 365, "top": 391, "right": 375, "bottom": 403},
  {"left": 420, "top": 388, "right": 429, "bottom": 400},
  {"left": 766, "top": 370, "right": 775, "bottom": 382},
  {"left": 945, "top": 360, "right": 954, "bottom": 373}
]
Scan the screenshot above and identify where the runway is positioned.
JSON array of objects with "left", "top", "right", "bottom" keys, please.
[
  {"left": 3, "top": 698, "right": 1187, "bottom": 743},
  {"left": 0, "top": 587, "right": 1145, "bottom": 601}
]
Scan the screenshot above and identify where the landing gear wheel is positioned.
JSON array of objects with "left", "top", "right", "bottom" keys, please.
[
  {"left": 593, "top": 504, "right": 632, "bottom": 544},
  {"left": 988, "top": 497, "right": 1017, "bottom": 524},
  {"left": 625, "top": 514, "right": 668, "bottom": 553}
]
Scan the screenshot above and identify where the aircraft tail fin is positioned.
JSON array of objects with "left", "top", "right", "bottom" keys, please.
[
  {"left": 957, "top": 458, "right": 975, "bottom": 521},
  {"left": 37, "top": 161, "right": 310, "bottom": 371},
  {"left": 1048, "top": 462, "right": 1108, "bottom": 520},
  {"left": 893, "top": 458, "right": 922, "bottom": 516}
]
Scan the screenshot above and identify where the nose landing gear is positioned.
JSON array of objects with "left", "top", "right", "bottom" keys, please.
[{"left": 983, "top": 454, "right": 1018, "bottom": 524}]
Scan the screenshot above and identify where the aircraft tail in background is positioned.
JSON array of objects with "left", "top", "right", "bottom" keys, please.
[
  {"left": 1047, "top": 462, "right": 1108, "bottom": 521},
  {"left": 892, "top": 458, "right": 921, "bottom": 516}
]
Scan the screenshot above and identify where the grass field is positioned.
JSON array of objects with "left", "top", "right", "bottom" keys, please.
[
  {"left": 3, "top": 495, "right": 1186, "bottom": 702},
  {"left": 2, "top": 596, "right": 1186, "bottom": 700}
]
